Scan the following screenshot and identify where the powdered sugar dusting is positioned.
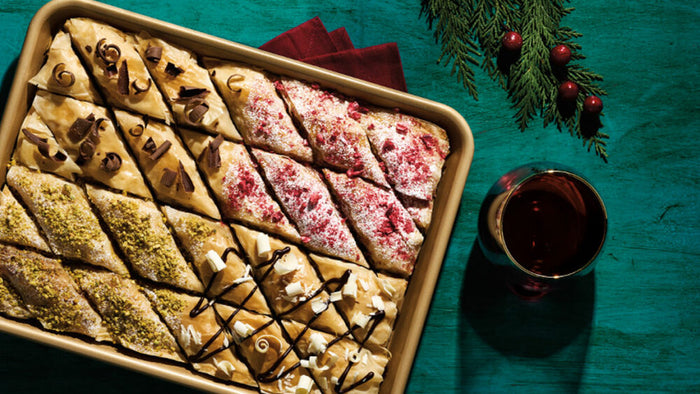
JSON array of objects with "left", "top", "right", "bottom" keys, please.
[
  {"left": 361, "top": 109, "right": 449, "bottom": 201},
  {"left": 253, "top": 149, "right": 364, "bottom": 264},
  {"left": 324, "top": 170, "right": 423, "bottom": 276},
  {"left": 238, "top": 72, "right": 313, "bottom": 162},
  {"left": 280, "top": 79, "right": 388, "bottom": 187},
  {"left": 220, "top": 144, "right": 291, "bottom": 229}
]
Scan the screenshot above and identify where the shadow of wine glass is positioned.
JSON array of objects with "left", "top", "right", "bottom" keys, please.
[{"left": 457, "top": 239, "right": 594, "bottom": 392}]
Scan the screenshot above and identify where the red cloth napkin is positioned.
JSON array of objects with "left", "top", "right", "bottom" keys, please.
[{"left": 260, "top": 17, "right": 407, "bottom": 92}]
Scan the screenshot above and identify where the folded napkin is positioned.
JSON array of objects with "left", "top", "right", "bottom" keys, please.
[{"left": 260, "top": 17, "right": 407, "bottom": 92}]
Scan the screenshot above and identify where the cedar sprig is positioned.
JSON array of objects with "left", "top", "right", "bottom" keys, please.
[{"left": 421, "top": 0, "right": 609, "bottom": 161}]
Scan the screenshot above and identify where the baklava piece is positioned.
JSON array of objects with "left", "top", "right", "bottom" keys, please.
[
  {"left": 181, "top": 130, "right": 300, "bottom": 242},
  {"left": 232, "top": 224, "right": 350, "bottom": 337},
  {"left": 323, "top": 170, "right": 423, "bottom": 277},
  {"left": 31, "top": 91, "right": 151, "bottom": 198},
  {"left": 309, "top": 254, "right": 407, "bottom": 348},
  {"left": 252, "top": 150, "right": 367, "bottom": 266},
  {"left": 0, "top": 186, "right": 50, "bottom": 253},
  {"left": 6, "top": 166, "right": 130, "bottom": 276},
  {"left": 358, "top": 108, "right": 449, "bottom": 230},
  {"left": 134, "top": 34, "right": 241, "bottom": 141},
  {"left": 113, "top": 109, "right": 220, "bottom": 219},
  {"left": 69, "top": 267, "right": 185, "bottom": 362},
  {"left": 86, "top": 185, "right": 203, "bottom": 293},
  {"left": 13, "top": 109, "right": 81, "bottom": 181},
  {"left": 29, "top": 31, "right": 103, "bottom": 103},
  {"left": 64, "top": 18, "right": 172, "bottom": 122},
  {"left": 143, "top": 287, "right": 257, "bottom": 387},
  {"left": 202, "top": 58, "right": 313, "bottom": 162},
  {"left": 162, "top": 206, "right": 270, "bottom": 314},
  {"left": 0, "top": 244, "right": 110, "bottom": 341},
  {"left": 217, "top": 304, "right": 321, "bottom": 394},
  {"left": 0, "top": 275, "right": 32, "bottom": 320},
  {"left": 277, "top": 78, "right": 387, "bottom": 187},
  {"left": 282, "top": 320, "right": 391, "bottom": 394}
]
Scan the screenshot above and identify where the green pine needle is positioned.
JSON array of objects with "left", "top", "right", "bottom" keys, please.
[{"left": 421, "top": 0, "right": 609, "bottom": 161}]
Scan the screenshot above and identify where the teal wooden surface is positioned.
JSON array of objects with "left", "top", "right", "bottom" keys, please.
[{"left": 0, "top": 0, "right": 698, "bottom": 392}]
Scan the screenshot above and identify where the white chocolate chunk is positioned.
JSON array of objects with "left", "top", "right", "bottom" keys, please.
[
  {"left": 274, "top": 253, "right": 299, "bottom": 275},
  {"left": 311, "top": 298, "right": 329, "bottom": 314},
  {"left": 285, "top": 282, "right": 304, "bottom": 297},
  {"left": 371, "top": 295, "right": 385, "bottom": 311},
  {"left": 342, "top": 273, "right": 358, "bottom": 298},
  {"left": 307, "top": 332, "right": 328, "bottom": 355},
  {"left": 358, "top": 278, "right": 370, "bottom": 291},
  {"left": 233, "top": 321, "right": 254, "bottom": 340},
  {"left": 380, "top": 278, "right": 397, "bottom": 297},
  {"left": 348, "top": 349, "right": 361, "bottom": 364},
  {"left": 205, "top": 250, "right": 227, "bottom": 272},
  {"left": 214, "top": 358, "right": 236, "bottom": 376},
  {"left": 256, "top": 233, "right": 271, "bottom": 258},
  {"left": 295, "top": 374, "right": 313, "bottom": 394},
  {"left": 351, "top": 312, "right": 370, "bottom": 329},
  {"left": 329, "top": 291, "right": 343, "bottom": 302}
]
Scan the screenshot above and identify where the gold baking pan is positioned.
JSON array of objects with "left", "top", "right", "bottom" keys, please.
[{"left": 0, "top": 0, "right": 474, "bottom": 392}]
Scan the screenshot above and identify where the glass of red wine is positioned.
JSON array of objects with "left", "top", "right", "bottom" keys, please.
[{"left": 477, "top": 162, "right": 607, "bottom": 300}]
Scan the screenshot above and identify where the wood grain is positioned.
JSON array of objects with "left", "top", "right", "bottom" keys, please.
[{"left": 0, "top": 0, "right": 698, "bottom": 392}]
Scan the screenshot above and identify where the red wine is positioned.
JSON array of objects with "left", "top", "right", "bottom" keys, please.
[{"left": 501, "top": 172, "right": 606, "bottom": 277}]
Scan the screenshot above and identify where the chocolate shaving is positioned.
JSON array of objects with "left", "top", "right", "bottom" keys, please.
[
  {"left": 187, "top": 102, "right": 209, "bottom": 123},
  {"left": 68, "top": 113, "right": 96, "bottom": 142},
  {"left": 100, "top": 152, "right": 122, "bottom": 172},
  {"left": 177, "top": 161, "right": 195, "bottom": 193},
  {"left": 160, "top": 168, "right": 177, "bottom": 187},
  {"left": 117, "top": 60, "right": 129, "bottom": 95},
  {"left": 96, "top": 38, "right": 121, "bottom": 65},
  {"left": 178, "top": 86, "right": 209, "bottom": 99},
  {"left": 142, "top": 137, "right": 157, "bottom": 154},
  {"left": 85, "top": 45, "right": 92, "bottom": 54},
  {"left": 131, "top": 78, "right": 152, "bottom": 94},
  {"left": 21, "top": 128, "right": 66, "bottom": 162},
  {"left": 105, "top": 63, "right": 118, "bottom": 78},
  {"left": 148, "top": 140, "right": 172, "bottom": 161},
  {"left": 79, "top": 139, "right": 96, "bottom": 161},
  {"left": 165, "top": 62, "right": 184, "bottom": 77},
  {"left": 51, "top": 63, "right": 75, "bottom": 87},
  {"left": 129, "top": 124, "right": 144, "bottom": 136},
  {"left": 226, "top": 74, "right": 244, "bottom": 92},
  {"left": 145, "top": 46, "right": 162, "bottom": 63},
  {"left": 199, "top": 134, "right": 223, "bottom": 169}
]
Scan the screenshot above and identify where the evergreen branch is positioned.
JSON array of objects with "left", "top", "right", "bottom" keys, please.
[{"left": 421, "top": 0, "right": 609, "bottom": 161}]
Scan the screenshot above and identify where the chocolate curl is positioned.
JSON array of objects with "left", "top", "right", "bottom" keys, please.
[
  {"left": 177, "top": 161, "right": 195, "bottom": 193},
  {"left": 148, "top": 140, "right": 172, "bottom": 161},
  {"left": 142, "top": 137, "right": 157, "bottom": 154},
  {"left": 100, "top": 152, "right": 122, "bottom": 172},
  {"left": 117, "top": 60, "right": 129, "bottom": 95},
  {"left": 21, "top": 129, "right": 66, "bottom": 162},
  {"left": 68, "top": 113, "right": 96, "bottom": 142},
  {"left": 145, "top": 46, "right": 162, "bottom": 63},
  {"left": 161, "top": 168, "right": 177, "bottom": 187}
]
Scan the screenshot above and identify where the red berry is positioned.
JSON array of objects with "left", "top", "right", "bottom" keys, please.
[
  {"left": 558, "top": 81, "right": 579, "bottom": 101},
  {"left": 550, "top": 44, "right": 571, "bottom": 67},
  {"left": 502, "top": 31, "right": 523, "bottom": 52},
  {"left": 583, "top": 95, "right": 603, "bottom": 114}
]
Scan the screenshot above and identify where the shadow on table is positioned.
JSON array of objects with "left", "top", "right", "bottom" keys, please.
[
  {"left": 457, "top": 239, "right": 594, "bottom": 392},
  {"left": 0, "top": 57, "right": 19, "bottom": 118}
]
